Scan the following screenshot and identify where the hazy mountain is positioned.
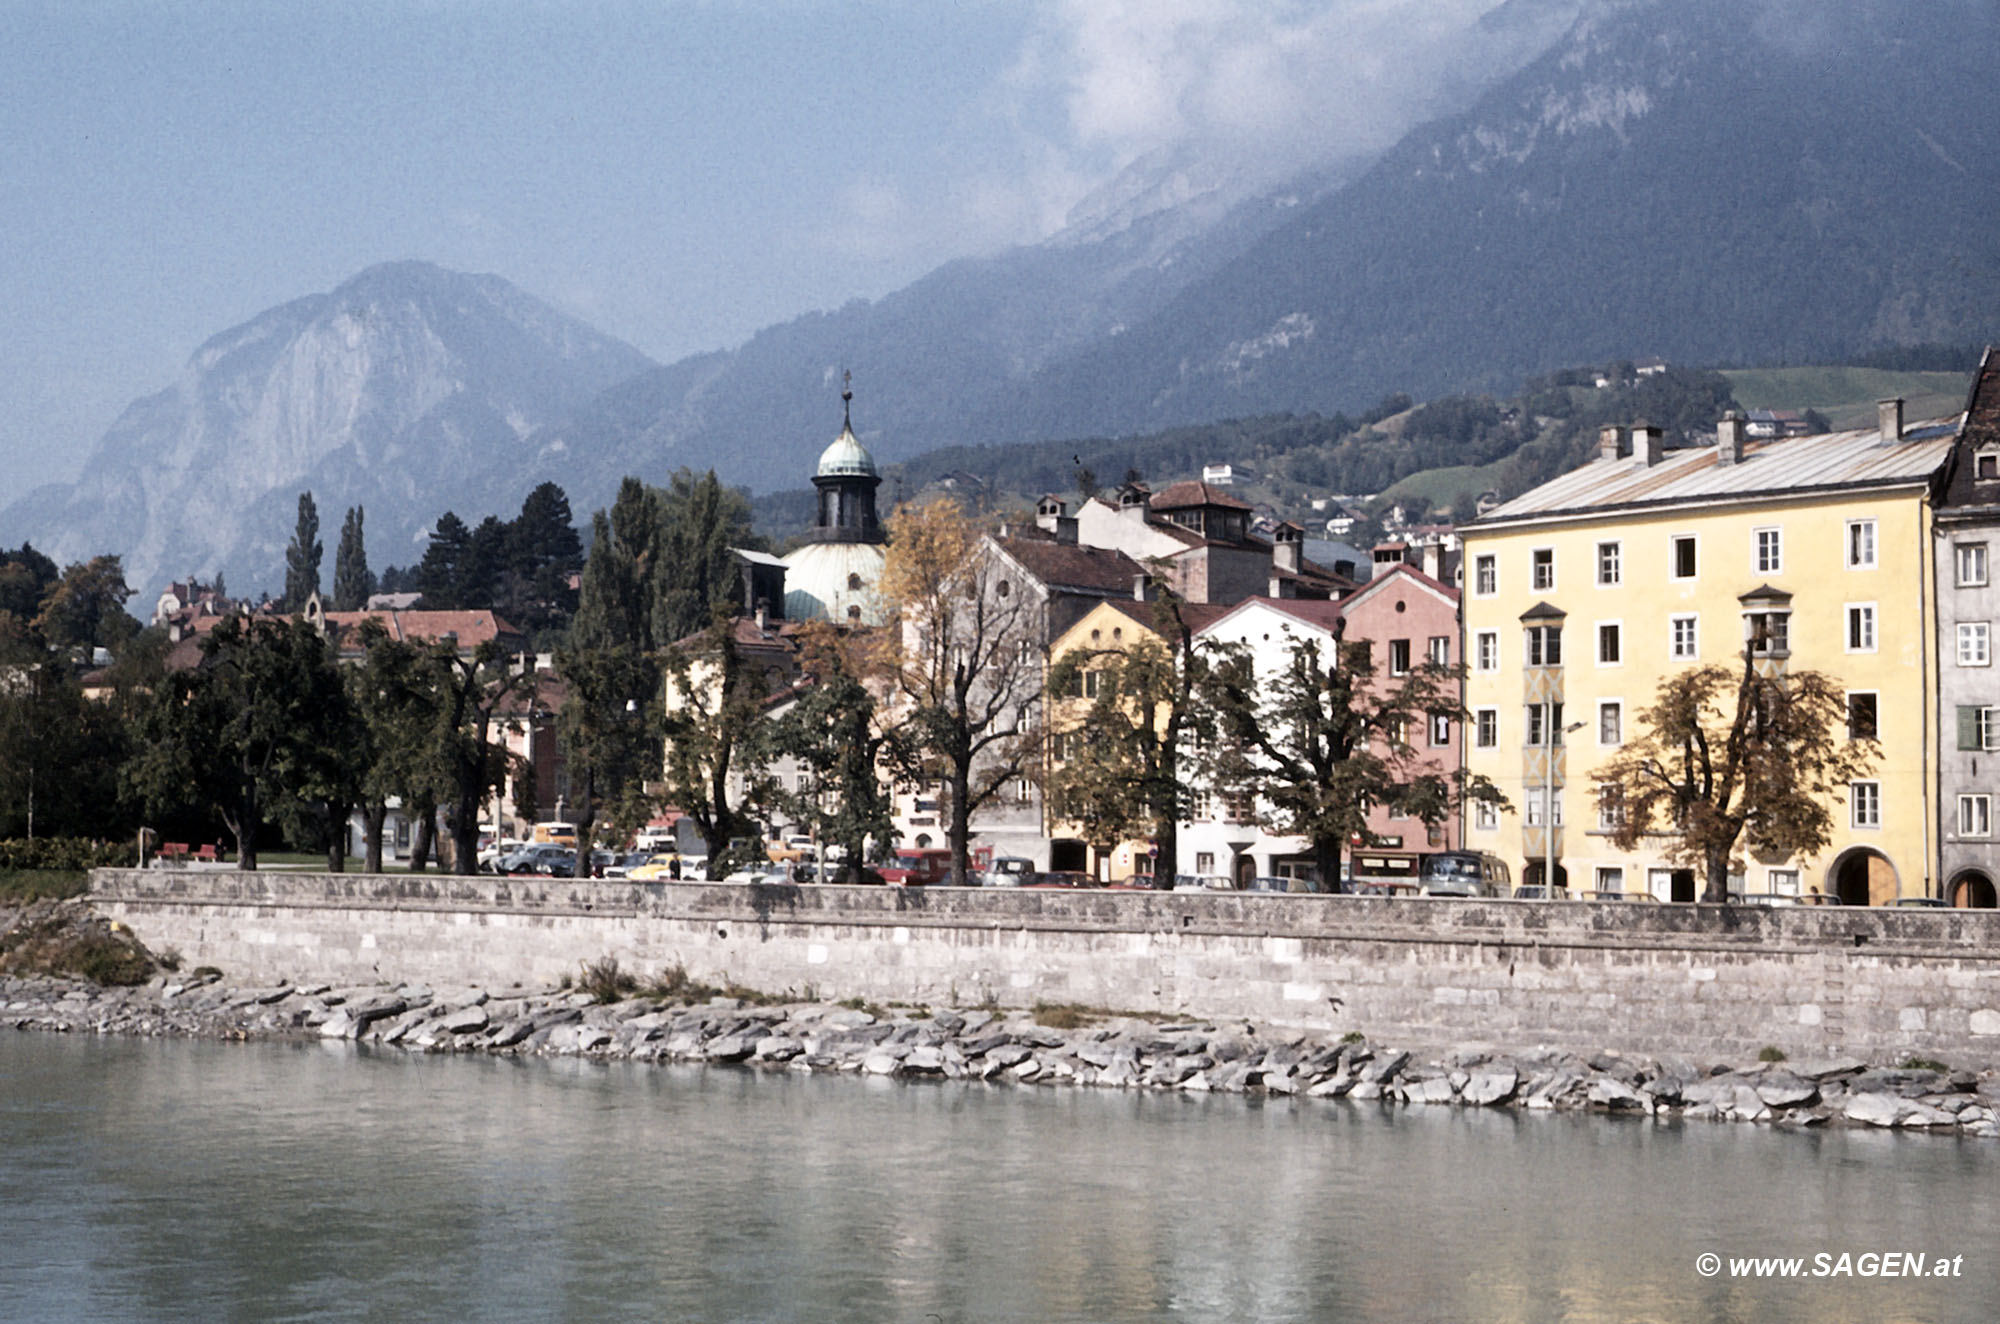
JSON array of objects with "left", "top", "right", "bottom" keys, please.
[
  {"left": 0, "top": 262, "right": 654, "bottom": 597},
  {"left": 544, "top": 0, "right": 2000, "bottom": 485},
  {"left": 1007, "top": 0, "right": 2000, "bottom": 437}
]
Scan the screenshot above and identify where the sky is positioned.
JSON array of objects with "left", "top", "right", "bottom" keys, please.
[{"left": 0, "top": 0, "right": 1546, "bottom": 493}]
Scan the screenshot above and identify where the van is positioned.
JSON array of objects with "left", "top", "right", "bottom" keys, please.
[
  {"left": 1419, "top": 851, "right": 1510, "bottom": 898},
  {"left": 532, "top": 821, "right": 578, "bottom": 846}
]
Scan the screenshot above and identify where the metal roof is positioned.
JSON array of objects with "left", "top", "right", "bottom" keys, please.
[{"left": 1473, "top": 417, "right": 1959, "bottom": 529}]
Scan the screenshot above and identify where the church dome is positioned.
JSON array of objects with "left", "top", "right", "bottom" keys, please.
[{"left": 817, "top": 424, "right": 878, "bottom": 479}]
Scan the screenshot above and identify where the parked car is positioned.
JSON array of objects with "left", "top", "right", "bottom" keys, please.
[
  {"left": 1106, "top": 873, "right": 1164, "bottom": 890},
  {"left": 1511, "top": 883, "right": 1569, "bottom": 900},
  {"left": 1171, "top": 874, "right": 1234, "bottom": 892},
  {"left": 601, "top": 851, "right": 652, "bottom": 879},
  {"left": 1024, "top": 870, "right": 1094, "bottom": 889},
  {"left": 879, "top": 849, "right": 956, "bottom": 886},
  {"left": 499, "top": 843, "right": 571, "bottom": 875},
  {"left": 1246, "top": 874, "right": 1333, "bottom": 894},
  {"left": 625, "top": 853, "right": 683, "bottom": 880},
  {"left": 1418, "top": 851, "right": 1510, "bottom": 898},
  {"left": 529, "top": 849, "right": 578, "bottom": 877},
  {"left": 1893, "top": 896, "right": 1949, "bottom": 908},
  {"left": 722, "top": 863, "right": 794, "bottom": 884},
  {"left": 980, "top": 856, "right": 1036, "bottom": 888}
]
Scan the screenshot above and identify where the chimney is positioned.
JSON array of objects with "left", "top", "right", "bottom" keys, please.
[
  {"left": 1717, "top": 410, "right": 1746, "bottom": 466},
  {"left": 1421, "top": 541, "right": 1445, "bottom": 580},
  {"left": 1878, "top": 397, "right": 1905, "bottom": 442},
  {"left": 1036, "top": 495, "right": 1076, "bottom": 543},
  {"left": 1272, "top": 521, "right": 1302, "bottom": 574},
  {"left": 755, "top": 604, "right": 768, "bottom": 632},
  {"left": 1132, "top": 573, "right": 1149, "bottom": 601},
  {"left": 1598, "top": 424, "right": 1629, "bottom": 462},
  {"left": 1634, "top": 422, "right": 1665, "bottom": 466}
]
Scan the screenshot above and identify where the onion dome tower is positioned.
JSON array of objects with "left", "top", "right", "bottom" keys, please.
[
  {"left": 809, "top": 375, "right": 884, "bottom": 544},
  {"left": 782, "top": 373, "right": 890, "bottom": 624}
]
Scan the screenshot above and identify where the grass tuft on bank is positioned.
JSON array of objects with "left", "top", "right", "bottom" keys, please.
[{"left": 0, "top": 901, "right": 157, "bottom": 986}]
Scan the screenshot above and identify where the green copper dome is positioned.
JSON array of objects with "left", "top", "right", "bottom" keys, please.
[{"left": 816, "top": 424, "right": 878, "bottom": 479}]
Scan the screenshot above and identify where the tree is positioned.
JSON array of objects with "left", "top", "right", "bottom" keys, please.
[
  {"left": 769, "top": 623, "right": 895, "bottom": 876},
  {"left": 502, "top": 482, "right": 584, "bottom": 640},
  {"left": 656, "top": 469, "right": 761, "bottom": 644},
  {"left": 878, "top": 499, "right": 1043, "bottom": 887},
  {"left": 32, "top": 556, "right": 137, "bottom": 654},
  {"left": 1593, "top": 653, "right": 1878, "bottom": 902},
  {"left": 347, "top": 621, "right": 441, "bottom": 873},
  {"left": 284, "top": 492, "right": 323, "bottom": 612},
  {"left": 1043, "top": 594, "right": 1203, "bottom": 881},
  {"left": 1198, "top": 633, "right": 1500, "bottom": 887},
  {"left": 332, "top": 506, "right": 376, "bottom": 611},
  {"left": 416, "top": 512, "right": 472, "bottom": 608},
  {"left": 127, "top": 616, "right": 348, "bottom": 870},
  {"left": 659, "top": 610, "right": 777, "bottom": 877},
  {"left": 0, "top": 664, "right": 133, "bottom": 839},
  {"left": 432, "top": 641, "right": 529, "bottom": 874}
]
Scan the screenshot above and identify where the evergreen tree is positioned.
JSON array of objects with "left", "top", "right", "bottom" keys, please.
[
  {"left": 502, "top": 482, "right": 583, "bottom": 639},
  {"left": 416, "top": 512, "right": 471, "bottom": 607},
  {"left": 332, "top": 506, "right": 376, "bottom": 611},
  {"left": 770, "top": 623, "right": 895, "bottom": 878},
  {"left": 284, "top": 492, "right": 323, "bottom": 612}
]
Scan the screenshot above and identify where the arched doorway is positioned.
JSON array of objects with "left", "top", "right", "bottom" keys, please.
[
  {"left": 1829, "top": 848, "right": 1898, "bottom": 907},
  {"left": 1521, "top": 862, "right": 1570, "bottom": 892},
  {"left": 1233, "top": 853, "right": 1256, "bottom": 889},
  {"left": 1951, "top": 871, "right": 1998, "bottom": 909}
]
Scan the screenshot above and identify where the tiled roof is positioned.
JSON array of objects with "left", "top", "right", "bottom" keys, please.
[
  {"left": 1092, "top": 598, "right": 1232, "bottom": 635},
  {"left": 324, "top": 609, "right": 524, "bottom": 653},
  {"left": 1150, "top": 480, "right": 1252, "bottom": 512},
  {"left": 994, "top": 535, "right": 1147, "bottom": 595},
  {"left": 1474, "top": 417, "right": 1957, "bottom": 527}
]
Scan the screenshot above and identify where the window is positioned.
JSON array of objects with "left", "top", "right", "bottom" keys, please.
[
  {"left": 1851, "top": 781, "right": 1881, "bottom": 829},
  {"left": 1597, "top": 622, "right": 1621, "bottom": 665},
  {"left": 1596, "top": 540, "right": 1622, "bottom": 586},
  {"left": 1195, "top": 852, "right": 1215, "bottom": 874},
  {"left": 1389, "top": 639, "right": 1411, "bottom": 675},
  {"left": 1957, "top": 543, "right": 1990, "bottom": 588},
  {"left": 1596, "top": 786, "right": 1625, "bottom": 830},
  {"left": 1754, "top": 527, "right": 1783, "bottom": 574},
  {"left": 1847, "top": 604, "right": 1877, "bottom": 653},
  {"left": 1671, "top": 534, "right": 1698, "bottom": 579},
  {"left": 1767, "top": 869, "right": 1801, "bottom": 896},
  {"left": 1430, "top": 713, "right": 1452, "bottom": 746},
  {"left": 1595, "top": 867, "right": 1625, "bottom": 893},
  {"left": 1525, "top": 789, "right": 1564, "bottom": 827},
  {"left": 1475, "top": 709, "right": 1498, "bottom": 748},
  {"left": 1957, "top": 705, "right": 2000, "bottom": 751},
  {"left": 1959, "top": 622, "right": 1991, "bottom": 667},
  {"left": 1525, "top": 625, "right": 1562, "bottom": 666},
  {"left": 1532, "top": 548, "right": 1555, "bottom": 590},
  {"left": 1081, "top": 670, "right": 1103, "bottom": 698},
  {"left": 1598, "top": 700, "right": 1623, "bottom": 747},
  {"left": 1475, "top": 631, "right": 1498, "bottom": 672},
  {"left": 1847, "top": 519, "right": 1877, "bottom": 569},
  {"left": 1474, "top": 554, "right": 1496, "bottom": 595},
  {"left": 1747, "top": 609, "right": 1789, "bottom": 657},
  {"left": 1847, "top": 692, "right": 1878, "bottom": 741},
  {"left": 1670, "top": 614, "right": 1699, "bottom": 659},
  {"left": 1960, "top": 794, "right": 1993, "bottom": 838},
  {"left": 1525, "top": 702, "right": 1565, "bottom": 747},
  {"left": 1473, "top": 799, "right": 1499, "bottom": 831},
  {"left": 1015, "top": 777, "right": 1033, "bottom": 804},
  {"left": 1428, "top": 636, "right": 1450, "bottom": 666},
  {"left": 1979, "top": 453, "right": 1999, "bottom": 480}
]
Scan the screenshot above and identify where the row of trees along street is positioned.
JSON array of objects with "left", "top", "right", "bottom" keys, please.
[{"left": 2, "top": 478, "right": 1878, "bottom": 896}]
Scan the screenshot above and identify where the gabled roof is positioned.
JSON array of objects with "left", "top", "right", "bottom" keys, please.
[
  {"left": 991, "top": 533, "right": 1146, "bottom": 596},
  {"left": 1150, "top": 480, "right": 1252, "bottom": 512},
  {"left": 1339, "top": 560, "right": 1458, "bottom": 611},
  {"left": 1474, "top": 416, "right": 1957, "bottom": 528},
  {"left": 1194, "top": 595, "right": 1348, "bottom": 641},
  {"left": 324, "top": 609, "right": 524, "bottom": 654}
]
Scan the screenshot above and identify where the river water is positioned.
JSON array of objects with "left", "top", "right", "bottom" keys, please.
[{"left": 1, "top": 1033, "right": 1993, "bottom": 1323}]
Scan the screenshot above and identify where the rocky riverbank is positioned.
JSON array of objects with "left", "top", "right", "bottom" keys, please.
[{"left": 5, "top": 969, "right": 1997, "bottom": 1139}]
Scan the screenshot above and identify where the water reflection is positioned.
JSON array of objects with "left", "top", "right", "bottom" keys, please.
[{"left": 1, "top": 1035, "right": 1993, "bottom": 1323}]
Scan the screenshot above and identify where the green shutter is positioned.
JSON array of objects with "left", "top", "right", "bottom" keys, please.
[{"left": 1961, "top": 706, "right": 1983, "bottom": 750}]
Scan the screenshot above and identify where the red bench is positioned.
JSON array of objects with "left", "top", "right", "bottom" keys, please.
[{"left": 160, "top": 843, "right": 190, "bottom": 867}]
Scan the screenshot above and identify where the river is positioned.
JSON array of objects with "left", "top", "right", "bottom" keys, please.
[{"left": 1, "top": 1033, "right": 1993, "bottom": 1322}]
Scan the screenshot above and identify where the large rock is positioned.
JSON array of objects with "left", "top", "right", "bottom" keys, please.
[
  {"left": 1588, "top": 1077, "right": 1646, "bottom": 1110},
  {"left": 1754, "top": 1073, "right": 1817, "bottom": 1109},
  {"left": 1462, "top": 1067, "right": 1519, "bottom": 1106},
  {"left": 1845, "top": 1092, "right": 1914, "bottom": 1127}
]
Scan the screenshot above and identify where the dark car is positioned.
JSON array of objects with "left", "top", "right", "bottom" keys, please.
[{"left": 1024, "top": 870, "right": 1094, "bottom": 889}]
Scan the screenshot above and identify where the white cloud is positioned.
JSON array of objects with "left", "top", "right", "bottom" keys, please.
[{"left": 816, "top": 0, "right": 1580, "bottom": 268}]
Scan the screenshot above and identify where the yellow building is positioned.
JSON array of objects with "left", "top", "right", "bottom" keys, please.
[
  {"left": 1461, "top": 406, "right": 1955, "bottom": 903},
  {"left": 1043, "top": 598, "right": 1179, "bottom": 879}
]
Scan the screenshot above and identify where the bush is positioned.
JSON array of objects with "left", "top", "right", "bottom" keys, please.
[
  {"left": 580, "top": 956, "right": 639, "bottom": 1004},
  {"left": 1757, "top": 1046, "right": 1787, "bottom": 1063},
  {"left": 0, "top": 903, "right": 156, "bottom": 987},
  {"left": 0, "top": 839, "right": 137, "bottom": 872}
]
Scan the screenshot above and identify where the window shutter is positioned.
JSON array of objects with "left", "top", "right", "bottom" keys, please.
[{"left": 1962, "top": 706, "right": 1984, "bottom": 750}]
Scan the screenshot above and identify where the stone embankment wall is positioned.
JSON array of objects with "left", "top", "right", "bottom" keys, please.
[{"left": 88, "top": 869, "right": 2000, "bottom": 1065}]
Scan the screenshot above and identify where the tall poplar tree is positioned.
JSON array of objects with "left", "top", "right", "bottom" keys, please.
[
  {"left": 284, "top": 492, "right": 323, "bottom": 612},
  {"left": 332, "top": 506, "right": 375, "bottom": 611}
]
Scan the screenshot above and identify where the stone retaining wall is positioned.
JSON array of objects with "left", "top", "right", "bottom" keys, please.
[{"left": 88, "top": 869, "right": 2000, "bottom": 1064}]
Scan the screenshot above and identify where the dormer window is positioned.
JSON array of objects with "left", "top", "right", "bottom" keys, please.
[{"left": 1978, "top": 452, "right": 1998, "bottom": 480}]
